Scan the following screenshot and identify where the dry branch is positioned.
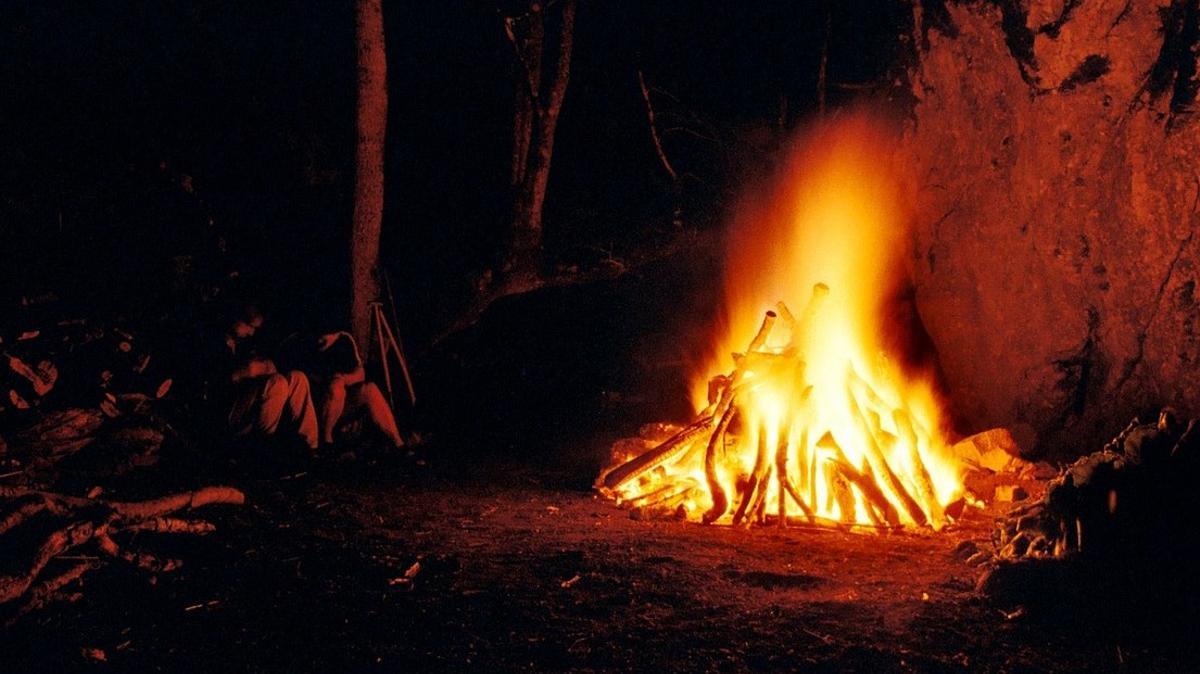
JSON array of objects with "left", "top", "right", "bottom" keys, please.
[
  {"left": 0, "top": 485, "right": 245, "bottom": 614},
  {"left": 95, "top": 532, "right": 181, "bottom": 573},
  {"left": 0, "top": 521, "right": 96, "bottom": 604},
  {"left": 122, "top": 517, "right": 216, "bottom": 535}
]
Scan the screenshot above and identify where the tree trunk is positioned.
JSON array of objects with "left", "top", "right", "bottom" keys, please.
[
  {"left": 502, "top": 0, "right": 576, "bottom": 282},
  {"left": 350, "top": 0, "right": 388, "bottom": 350}
]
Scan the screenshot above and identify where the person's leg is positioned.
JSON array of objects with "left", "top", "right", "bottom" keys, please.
[
  {"left": 283, "top": 371, "right": 319, "bottom": 450},
  {"left": 227, "top": 379, "right": 263, "bottom": 435},
  {"left": 319, "top": 377, "right": 347, "bottom": 446},
  {"left": 257, "top": 372, "right": 319, "bottom": 450},
  {"left": 347, "top": 382, "right": 405, "bottom": 448},
  {"left": 252, "top": 373, "right": 289, "bottom": 435}
]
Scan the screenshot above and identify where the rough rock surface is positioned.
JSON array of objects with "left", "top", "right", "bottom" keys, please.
[{"left": 901, "top": 0, "right": 1200, "bottom": 455}]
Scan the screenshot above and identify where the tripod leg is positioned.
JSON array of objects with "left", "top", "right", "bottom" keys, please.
[
  {"left": 378, "top": 308, "right": 416, "bottom": 405},
  {"left": 372, "top": 304, "right": 396, "bottom": 410}
]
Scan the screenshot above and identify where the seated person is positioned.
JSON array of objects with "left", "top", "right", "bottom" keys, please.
[
  {"left": 217, "top": 304, "right": 319, "bottom": 451},
  {"left": 306, "top": 330, "right": 405, "bottom": 450}
]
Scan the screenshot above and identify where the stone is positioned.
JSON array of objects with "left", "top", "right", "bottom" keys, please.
[
  {"left": 951, "top": 428, "right": 1023, "bottom": 470},
  {"left": 901, "top": 0, "right": 1200, "bottom": 456},
  {"left": 995, "top": 485, "right": 1029, "bottom": 503}
]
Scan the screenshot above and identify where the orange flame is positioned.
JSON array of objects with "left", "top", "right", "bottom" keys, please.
[{"left": 603, "top": 111, "right": 964, "bottom": 530}]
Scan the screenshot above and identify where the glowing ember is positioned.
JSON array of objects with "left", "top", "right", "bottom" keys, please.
[{"left": 598, "top": 113, "right": 965, "bottom": 530}]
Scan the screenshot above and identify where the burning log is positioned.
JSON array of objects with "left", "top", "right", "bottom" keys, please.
[
  {"left": 600, "top": 414, "right": 716, "bottom": 491},
  {"left": 746, "top": 310, "right": 777, "bottom": 353},
  {"left": 816, "top": 432, "right": 899, "bottom": 528},
  {"left": 702, "top": 398, "right": 738, "bottom": 524},
  {"left": 894, "top": 409, "right": 944, "bottom": 529},
  {"left": 598, "top": 277, "right": 964, "bottom": 534},
  {"left": 731, "top": 431, "right": 771, "bottom": 526},
  {"left": 845, "top": 385, "right": 927, "bottom": 526}
]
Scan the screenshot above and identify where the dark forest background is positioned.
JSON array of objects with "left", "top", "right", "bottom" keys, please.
[
  {"left": 0, "top": 0, "right": 913, "bottom": 456},
  {"left": 0, "top": 0, "right": 910, "bottom": 338}
]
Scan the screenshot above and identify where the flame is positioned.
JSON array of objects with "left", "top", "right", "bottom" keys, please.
[{"left": 601, "top": 112, "right": 964, "bottom": 530}]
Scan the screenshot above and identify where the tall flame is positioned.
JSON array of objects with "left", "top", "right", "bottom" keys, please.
[{"left": 601, "top": 112, "right": 964, "bottom": 530}]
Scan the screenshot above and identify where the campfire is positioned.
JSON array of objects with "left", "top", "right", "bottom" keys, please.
[{"left": 598, "top": 114, "right": 964, "bottom": 530}]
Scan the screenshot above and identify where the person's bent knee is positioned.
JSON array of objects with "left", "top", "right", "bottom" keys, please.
[
  {"left": 261, "top": 372, "right": 289, "bottom": 398},
  {"left": 284, "top": 370, "right": 311, "bottom": 393}
]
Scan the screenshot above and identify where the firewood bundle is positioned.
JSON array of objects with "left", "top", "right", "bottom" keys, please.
[
  {"left": 0, "top": 485, "right": 244, "bottom": 622},
  {"left": 597, "top": 282, "right": 954, "bottom": 530}
]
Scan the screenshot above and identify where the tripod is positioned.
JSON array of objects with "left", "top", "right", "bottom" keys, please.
[{"left": 369, "top": 300, "right": 415, "bottom": 409}]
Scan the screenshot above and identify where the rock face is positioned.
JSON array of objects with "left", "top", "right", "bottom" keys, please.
[{"left": 901, "top": 0, "right": 1200, "bottom": 455}]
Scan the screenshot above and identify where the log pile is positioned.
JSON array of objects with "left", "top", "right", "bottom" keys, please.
[
  {"left": 597, "top": 282, "right": 956, "bottom": 530},
  {"left": 1, "top": 312, "right": 246, "bottom": 622},
  {"left": 0, "top": 485, "right": 244, "bottom": 622},
  {"left": 984, "top": 408, "right": 1200, "bottom": 564}
]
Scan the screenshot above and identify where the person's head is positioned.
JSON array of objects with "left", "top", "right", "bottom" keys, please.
[{"left": 228, "top": 303, "right": 264, "bottom": 340}]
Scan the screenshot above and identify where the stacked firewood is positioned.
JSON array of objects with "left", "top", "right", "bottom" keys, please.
[
  {"left": 0, "top": 485, "right": 244, "bottom": 622},
  {"left": 986, "top": 408, "right": 1200, "bottom": 563},
  {"left": 0, "top": 312, "right": 246, "bottom": 622}
]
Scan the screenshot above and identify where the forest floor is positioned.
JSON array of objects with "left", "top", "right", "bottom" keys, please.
[{"left": 2, "top": 450, "right": 1195, "bottom": 673}]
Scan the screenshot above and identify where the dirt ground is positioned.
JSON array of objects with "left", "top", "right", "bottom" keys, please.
[{"left": 3, "top": 451, "right": 1196, "bottom": 673}]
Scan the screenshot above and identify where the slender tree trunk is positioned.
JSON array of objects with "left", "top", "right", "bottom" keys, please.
[
  {"left": 502, "top": 0, "right": 576, "bottom": 282},
  {"left": 350, "top": 0, "right": 388, "bottom": 349}
]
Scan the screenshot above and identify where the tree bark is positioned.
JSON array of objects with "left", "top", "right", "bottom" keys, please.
[
  {"left": 350, "top": 0, "right": 389, "bottom": 349},
  {"left": 503, "top": 0, "right": 576, "bottom": 281}
]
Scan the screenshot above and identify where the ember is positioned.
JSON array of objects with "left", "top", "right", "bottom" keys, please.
[{"left": 598, "top": 115, "right": 964, "bottom": 530}]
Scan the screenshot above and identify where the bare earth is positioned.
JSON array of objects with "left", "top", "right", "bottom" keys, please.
[{"left": 1, "top": 459, "right": 1191, "bottom": 673}]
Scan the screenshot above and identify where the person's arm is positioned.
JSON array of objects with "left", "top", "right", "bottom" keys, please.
[
  {"left": 231, "top": 357, "right": 277, "bottom": 383},
  {"left": 317, "top": 331, "right": 364, "bottom": 384}
]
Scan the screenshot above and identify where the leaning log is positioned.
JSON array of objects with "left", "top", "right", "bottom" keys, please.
[
  {"left": 702, "top": 399, "right": 739, "bottom": 523},
  {"left": 732, "top": 431, "right": 771, "bottom": 526},
  {"left": 817, "top": 432, "right": 900, "bottom": 527},
  {"left": 601, "top": 415, "right": 716, "bottom": 491},
  {"left": 846, "top": 386, "right": 928, "bottom": 526},
  {"left": 894, "top": 409, "right": 943, "bottom": 528}
]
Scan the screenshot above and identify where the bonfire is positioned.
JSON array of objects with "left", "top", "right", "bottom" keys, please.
[{"left": 597, "top": 114, "right": 964, "bottom": 530}]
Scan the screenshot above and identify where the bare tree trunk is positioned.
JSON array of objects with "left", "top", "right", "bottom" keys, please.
[
  {"left": 350, "top": 0, "right": 388, "bottom": 349},
  {"left": 502, "top": 0, "right": 576, "bottom": 282}
]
